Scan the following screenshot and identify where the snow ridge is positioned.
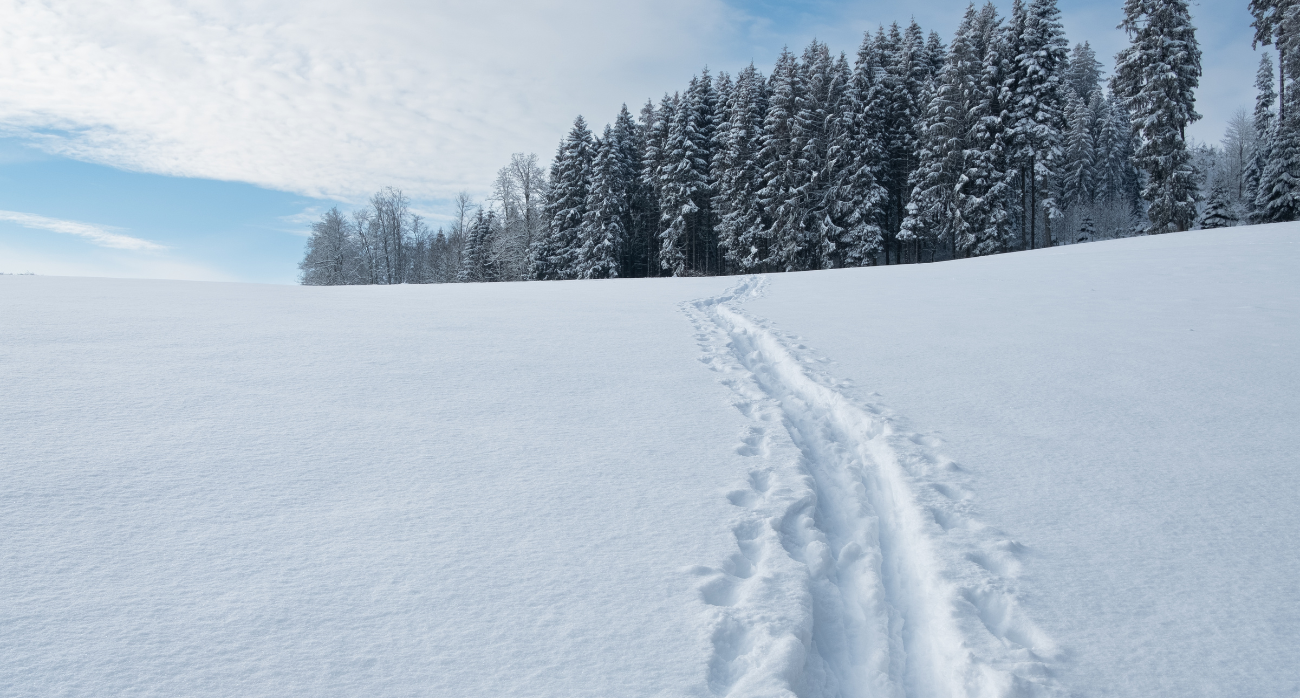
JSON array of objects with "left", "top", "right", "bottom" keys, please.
[{"left": 685, "top": 276, "right": 1059, "bottom": 698}]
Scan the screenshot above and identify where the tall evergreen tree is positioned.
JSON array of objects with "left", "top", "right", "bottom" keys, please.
[
  {"left": 960, "top": 1, "right": 1017, "bottom": 256},
  {"left": 534, "top": 116, "right": 593, "bottom": 280},
  {"left": 657, "top": 77, "right": 714, "bottom": 276},
  {"left": 758, "top": 48, "right": 804, "bottom": 272},
  {"left": 578, "top": 127, "right": 627, "bottom": 279},
  {"left": 1249, "top": 0, "right": 1296, "bottom": 120},
  {"left": 1065, "top": 42, "right": 1103, "bottom": 100},
  {"left": 902, "top": 5, "right": 984, "bottom": 259},
  {"left": 1256, "top": 108, "right": 1300, "bottom": 221},
  {"left": 831, "top": 30, "right": 889, "bottom": 266},
  {"left": 875, "top": 23, "right": 928, "bottom": 262},
  {"left": 1006, "top": 0, "right": 1069, "bottom": 248},
  {"left": 1114, "top": 0, "right": 1203, "bottom": 233},
  {"left": 788, "top": 40, "right": 835, "bottom": 270},
  {"left": 641, "top": 95, "right": 677, "bottom": 275},
  {"left": 715, "top": 64, "right": 770, "bottom": 272},
  {"left": 612, "top": 105, "right": 649, "bottom": 278},
  {"left": 1061, "top": 91, "right": 1097, "bottom": 210},
  {"left": 1246, "top": 55, "right": 1278, "bottom": 221}
]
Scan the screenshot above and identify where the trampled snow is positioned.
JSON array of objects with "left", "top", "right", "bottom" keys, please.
[{"left": 3, "top": 225, "right": 1297, "bottom": 697}]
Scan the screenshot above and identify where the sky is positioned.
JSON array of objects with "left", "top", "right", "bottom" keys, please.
[{"left": 0, "top": 0, "right": 1262, "bottom": 284}]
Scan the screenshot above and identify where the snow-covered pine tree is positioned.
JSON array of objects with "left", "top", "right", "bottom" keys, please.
[
  {"left": 686, "top": 69, "right": 720, "bottom": 273},
  {"left": 1006, "top": 0, "right": 1069, "bottom": 248},
  {"left": 710, "top": 71, "right": 736, "bottom": 266},
  {"left": 1065, "top": 42, "right": 1103, "bottom": 101},
  {"left": 1245, "top": 55, "right": 1278, "bottom": 222},
  {"left": 1199, "top": 181, "right": 1238, "bottom": 228},
  {"left": 613, "top": 105, "right": 649, "bottom": 278},
  {"left": 658, "top": 76, "right": 714, "bottom": 276},
  {"left": 641, "top": 94, "right": 676, "bottom": 275},
  {"left": 577, "top": 126, "right": 627, "bottom": 279},
  {"left": 1256, "top": 106, "right": 1300, "bottom": 221},
  {"left": 876, "top": 23, "right": 928, "bottom": 263},
  {"left": 459, "top": 208, "right": 498, "bottom": 283},
  {"left": 715, "top": 63, "right": 770, "bottom": 272},
  {"left": 835, "top": 31, "right": 888, "bottom": 266},
  {"left": 534, "top": 116, "right": 593, "bottom": 280},
  {"left": 902, "top": 5, "right": 984, "bottom": 260},
  {"left": 758, "top": 48, "right": 804, "bottom": 272},
  {"left": 1061, "top": 91, "right": 1097, "bottom": 211},
  {"left": 785, "top": 40, "right": 834, "bottom": 270},
  {"left": 1249, "top": 0, "right": 1296, "bottom": 120},
  {"left": 638, "top": 98, "right": 668, "bottom": 275},
  {"left": 815, "top": 51, "right": 866, "bottom": 268},
  {"left": 1114, "top": 0, "right": 1203, "bottom": 233},
  {"left": 961, "top": 1, "right": 1016, "bottom": 256}
]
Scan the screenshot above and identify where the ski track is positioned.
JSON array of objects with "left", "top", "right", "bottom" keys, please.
[{"left": 684, "top": 276, "right": 1060, "bottom": 698}]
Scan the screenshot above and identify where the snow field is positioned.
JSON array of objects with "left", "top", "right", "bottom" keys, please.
[
  {"left": 1, "top": 275, "right": 755, "bottom": 697},
  {"left": 3, "top": 224, "right": 1297, "bottom": 697}
]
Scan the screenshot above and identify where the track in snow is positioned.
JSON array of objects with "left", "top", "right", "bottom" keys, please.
[{"left": 684, "top": 276, "right": 1059, "bottom": 698}]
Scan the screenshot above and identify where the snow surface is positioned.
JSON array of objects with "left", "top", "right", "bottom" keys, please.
[{"left": 3, "top": 224, "right": 1298, "bottom": 697}]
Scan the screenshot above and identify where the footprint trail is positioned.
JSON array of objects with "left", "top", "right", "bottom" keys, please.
[{"left": 685, "top": 276, "right": 1059, "bottom": 698}]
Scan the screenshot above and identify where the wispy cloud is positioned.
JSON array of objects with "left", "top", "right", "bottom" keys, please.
[
  {"left": 0, "top": 210, "right": 164, "bottom": 251},
  {"left": 0, "top": 0, "right": 744, "bottom": 204},
  {"left": 0, "top": 0, "right": 1258, "bottom": 209}
]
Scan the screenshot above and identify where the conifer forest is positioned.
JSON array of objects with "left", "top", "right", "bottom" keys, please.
[{"left": 298, "top": 0, "right": 1285, "bottom": 285}]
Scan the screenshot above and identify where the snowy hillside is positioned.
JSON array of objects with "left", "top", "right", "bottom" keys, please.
[{"left": 3, "top": 225, "right": 1297, "bottom": 697}]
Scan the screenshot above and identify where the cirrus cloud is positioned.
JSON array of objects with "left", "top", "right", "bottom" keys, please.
[
  {"left": 0, "top": 210, "right": 165, "bottom": 251},
  {"left": 0, "top": 0, "right": 749, "bottom": 204}
]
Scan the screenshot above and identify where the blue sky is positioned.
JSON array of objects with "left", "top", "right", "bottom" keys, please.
[{"left": 0, "top": 0, "right": 1260, "bottom": 284}]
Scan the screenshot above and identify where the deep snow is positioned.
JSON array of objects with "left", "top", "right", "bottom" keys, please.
[{"left": 2, "top": 224, "right": 1297, "bottom": 697}]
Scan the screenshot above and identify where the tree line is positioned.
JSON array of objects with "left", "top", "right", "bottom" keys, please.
[{"left": 303, "top": 0, "right": 1220, "bottom": 285}]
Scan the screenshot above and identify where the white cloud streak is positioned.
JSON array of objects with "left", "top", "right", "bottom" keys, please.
[
  {"left": 0, "top": 210, "right": 165, "bottom": 250},
  {"left": 0, "top": 0, "right": 746, "bottom": 203}
]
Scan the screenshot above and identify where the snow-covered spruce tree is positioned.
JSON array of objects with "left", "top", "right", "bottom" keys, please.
[
  {"left": 1249, "top": 0, "right": 1296, "bottom": 121},
  {"left": 1060, "top": 91, "right": 1097, "bottom": 212},
  {"left": 576, "top": 127, "right": 627, "bottom": 279},
  {"left": 960, "top": 1, "right": 1017, "bottom": 256},
  {"left": 534, "top": 116, "right": 593, "bottom": 280},
  {"left": 758, "top": 48, "right": 804, "bottom": 272},
  {"left": 300, "top": 207, "right": 359, "bottom": 285},
  {"left": 687, "top": 69, "right": 721, "bottom": 274},
  {"left": 1113, "top": 0, "right": 1203, "bottom": 233},
  {"left": 834, "top": 31, "right": 888, "bottom": 266},
  {"left": 459, "top": 208, "right": 499, "bottom": 283},
  {"left": 1256, "top": 107, "right": 1300, "bottom": 221},
  {"left": 640, "top": 96, "right": 675, "bottom": 276},
  {"left": 874, "top": 23, "right": 929, "bottom": 263},
  {"left": 816, "top": 51, "right": 874, "bottom": 269},
  {"left": 1065, "top": 42, "right": 1103, "bottom": 101},
  {"left": 612, "top": 105, "right": 649, "bottom": 278},
  {"left": 1245, "top": 55, "right": 1278, "bottom": 222},
  {"left": 714, "top": 63, "right": 770, "bottom": 272},
  {"left": 788, "top": 40, "right": 835, "bottom": 271},
  {"left": 657, "top": 75, "right": 715, "bottom": 277},
  {"left": 902, "top": 5, "right": 984, "bottom": 260},
  {"left": 1005, "top": 0, "right": 1069, "bottom": 248},
  {"left": 1199, "top": 181, "right": 1238, "bottom": 228}
]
